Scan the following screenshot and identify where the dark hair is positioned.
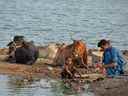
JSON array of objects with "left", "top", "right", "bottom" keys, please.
[{"left": 97, "top": 39, "right": 110, "bottom": 47}]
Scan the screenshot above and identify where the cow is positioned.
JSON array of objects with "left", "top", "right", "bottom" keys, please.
[
  {"left": 54, "top": 40, "right": 88, "bottom": 67},
  {"left": 15, "top": 41, "right": 39, "bottom": 65}
]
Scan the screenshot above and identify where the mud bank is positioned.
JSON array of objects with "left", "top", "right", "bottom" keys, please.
[
  {"left": 91, "top": 77, "right": 128, "bottom": 96},
  {"left": 0, "top": 47, "right": 106, "bottom": 80},
  {"left": 0, "top": 47, "right": 128, "bottom": 96},
  {"left": 0, "top": 61, "right": 61, "bottom": 80}
]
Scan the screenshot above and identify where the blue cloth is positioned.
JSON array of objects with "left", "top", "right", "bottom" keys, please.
[{"left": 103, "top": 47, "right": 126, "bottom": 77}]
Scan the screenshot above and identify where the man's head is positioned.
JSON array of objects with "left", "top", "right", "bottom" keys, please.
[{"left": 98, "top": 39, "right": 110, "bottom": 50}]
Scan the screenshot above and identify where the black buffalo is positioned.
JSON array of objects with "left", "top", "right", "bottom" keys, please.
[{"left": 15, "top": 42, "right": 39, "bottom": 65}]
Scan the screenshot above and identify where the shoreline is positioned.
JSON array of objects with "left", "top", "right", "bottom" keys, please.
[
  {"left": 0, "top": 46, "right": 127, "bottom": 79},
  {"left": 0, "top": 47, "right": 127, "bottom": 96}
]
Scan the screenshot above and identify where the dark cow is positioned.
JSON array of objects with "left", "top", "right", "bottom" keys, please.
[
  {"left": 7, "top": 36, "right": 39, "bottom": 65},
  {"left": 15, "top": 41, "right": 39, "bottom": 65}
]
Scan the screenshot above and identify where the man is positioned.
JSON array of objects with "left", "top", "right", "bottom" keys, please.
[{"left": 98, "top": 39, "right": 127, "bottom": 77}]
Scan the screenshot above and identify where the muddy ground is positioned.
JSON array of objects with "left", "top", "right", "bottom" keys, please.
[
  {"left": 0, "top": 47, "right": 105, "bottom": 80},
  {"left": 91, "top": 50, "right": 128, "bottom": 96},
  {"left": 91, "top": 77, "right": 128, "bottom": 96},
  {"left": 0, "top": 48, "right": 128, "bottom": 96}
]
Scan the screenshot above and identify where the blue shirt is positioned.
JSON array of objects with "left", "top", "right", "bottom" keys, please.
[{"left": 103, "top": 47, "right": 126, "bottom": 77}]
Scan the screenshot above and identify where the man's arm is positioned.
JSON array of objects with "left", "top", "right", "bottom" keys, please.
[
  {"left": 103, "top": 48, "right": 118, "bottom": 68},
  {"left": 65, "top": 65, "right": 72, "bottom": 76},
  {"left": 103, "top": 63, "right": 117, "bottom": 68}
]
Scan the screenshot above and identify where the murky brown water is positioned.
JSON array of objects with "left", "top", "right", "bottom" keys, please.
[{"left": 0, "top": 75, "right": 95, "bottom": 96}]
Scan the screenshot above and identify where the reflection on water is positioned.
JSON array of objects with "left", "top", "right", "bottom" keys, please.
[
  {"left": 0, "top": 75, "right": 95, "bottom": 96},
  {"left": 51, "top": 80, "right": 95, "bottom": 96}
]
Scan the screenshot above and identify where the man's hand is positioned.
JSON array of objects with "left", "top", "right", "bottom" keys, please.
[{"left": 103, "top": 63, "right": 116, "bottom": 68}]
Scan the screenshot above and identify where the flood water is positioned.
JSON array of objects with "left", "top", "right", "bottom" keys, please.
[
  {"left": 0, "top": 75, "right": 94, "bottom": 96},
  {"left": 0, "top": 0, "right": 128, "bottom": 49}
]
